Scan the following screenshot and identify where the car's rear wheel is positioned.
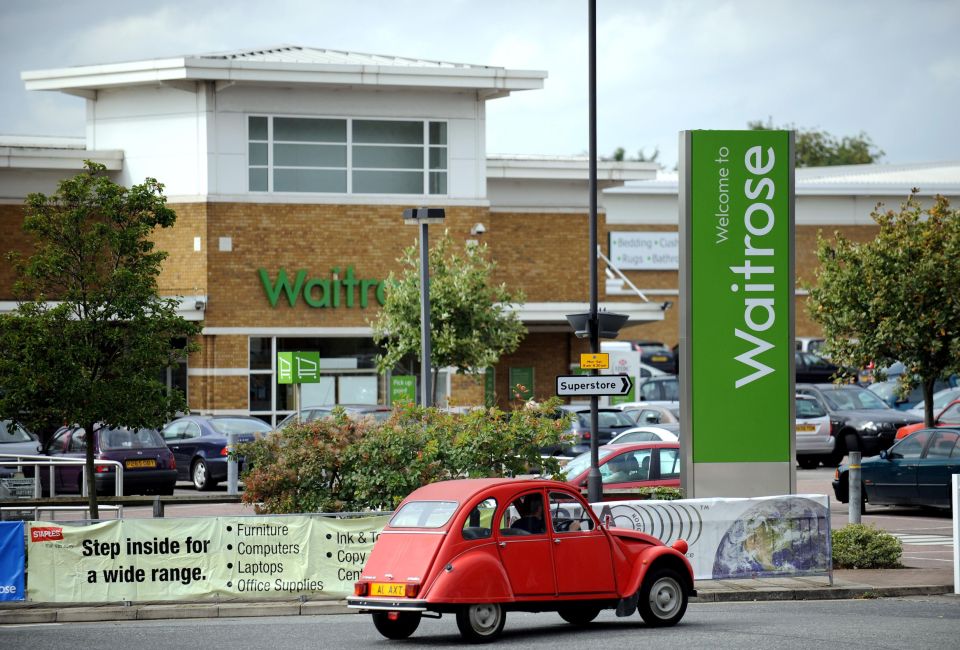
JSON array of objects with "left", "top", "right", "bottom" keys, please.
[
  {"left": 371, "top": 611, "right": 421, "bottom": 639},
  {"left": 797, "top": 457, "right": 819, "bottom": 470},
  {"left": 192, "top": 459, "right": 216, "bottom": 491},
  {"left": 558, "top": 604, "right": 601, "bottom": 626},
  {"left": 456, "top": 603, "right": 505, "bottom": 643},
  {"left": 637, "top": 567, "right": 688, "bottom": 627}
]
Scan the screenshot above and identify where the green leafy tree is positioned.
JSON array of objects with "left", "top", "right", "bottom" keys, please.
[
  {"left": 748, "top": 118, "right": 884, "bottom": 167},
  {"left": 372, "top": 232, "right": 526, "bottom": 403},
  {"left": 809, "top": 193, "right": 960, "bottom": 427},
  {"left": 0, "top": 161, "right": 200, "bottom": 517}
]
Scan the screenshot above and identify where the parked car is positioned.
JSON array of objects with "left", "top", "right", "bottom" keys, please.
[
  {"left": 617, "top": 402, "right": 680, "bottom": 425},
  {"left": 609, "top": 424, "right": 679, "bottom": 444},
  {"left": 161, "top": 415, "right": 272, "bottom": 490},
  {"left": 629, "top": 341, "right": 677, "bottom": 374},
  {"left": 635, "top": 375, "right": 679, "bottom": 403},
  {"left": 541, "top": 406, "right": 636, "bottom": 457},
  {"left": 795, "top": 351, "right": 846, "bottom": 384},
  {"left": 896, "top": 399, "right": 960, "bottom": 441},
  {"left": 0, "top": 420, "right": 41, "bottom": 479},
  {"left": 795, "top": 337, "right": 826, "bottom": 354},
  {"left": 868, "top": 378, "right": 953, "bottom": 411},
  {"left": 795, "top": 395, "right": 834, "bottom": 469},
  {"left": 40, "top": 425, "right": 176, "bottom": 496},
  {"left": 562, "top": 441, "right": 681, "bottom": 496},
  {"left": 347, "top": 478, "right": 695, "bottom": 641},
  {"left": 276, "top": 404, "right": 393, "bottom": 429},
  {"left": 906, "top": 386, "right": 960, "bottom": 420},
  {"left": 795, "top": 383, "right": 922, "bottom": 463},
  {"left": 832, "top": 428, "right": 959, "bottom": 510}
]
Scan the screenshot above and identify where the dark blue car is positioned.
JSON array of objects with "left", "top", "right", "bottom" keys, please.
[
  {"left": 161, "top": 416, "right": 272, "bottom": 490},
  {"left": 833, "top": 428, "right": 960, "bottom": 509}
]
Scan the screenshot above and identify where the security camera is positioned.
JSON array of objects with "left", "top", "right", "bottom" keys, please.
[{"left": 470, "top": 223, "right": 487, "bottom": 236}]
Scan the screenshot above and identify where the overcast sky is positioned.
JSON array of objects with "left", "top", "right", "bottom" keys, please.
[{"left": 1, "top": 0, "right": 958, "bottom": 168}]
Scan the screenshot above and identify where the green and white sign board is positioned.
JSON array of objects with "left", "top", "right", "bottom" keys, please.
[
  {"left": 679, "top": 130, "right": 795, "bottom": 498},
  {"left": 277, "top": 352, "right": 321, "bottom": 384},
  {"left": 390, "top": 375, "right": 416, "bottom": 405}
]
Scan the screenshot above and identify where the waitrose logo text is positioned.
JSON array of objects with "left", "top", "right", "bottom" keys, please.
[{"left": 258, "top": 267, "right": 386, "bottom": 308}]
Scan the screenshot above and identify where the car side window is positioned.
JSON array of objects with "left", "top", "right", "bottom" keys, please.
[
  {"left": 461, "top": 498, "right": 496, "bottom": 540},
  {"left": 639, "top": 409, "right": 661, "bottom": 424},
  {"left": 500, "top": 492, "right": 546, "bottom": 536},
  {"left": 47, "top": 428, "right": 70, "bottom": 454},
  {"left": 68, "top": 429, "right": 87, "bottom": 453},
  {"left": 659, "top": 448, "right": 680, "bottom": 479},
  {"left": 184, "top": 422, "right": 202, "bottom": 440},
  {"left": 892, "top": 431, "right": 930, "bottom": 459},
  {"left": 925, "top": 431, "right": 960, "bottom": 459},
  {"left": 163, "top": 422, "right": 185, "bottom": 441},
  {"left": 603, "top": 450, "right": 650, "bottom": 484},
  {"left": 662, "top": 378, "right": 679, "bottom": 401},
  {"left": 548, "top": 491, "right": 593, "bottom": 533}
]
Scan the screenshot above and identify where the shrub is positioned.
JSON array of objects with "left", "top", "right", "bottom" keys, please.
[
  {"left": 241, "top": 400, "right": 569, "bottom": 513},
  {"left": 832, "top": 524, "right": 902, "bottom": 569}
]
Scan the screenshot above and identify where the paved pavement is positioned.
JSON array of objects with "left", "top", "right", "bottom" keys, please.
[{"left": 1, "top": 568, "right": 954, "bottom": 625}]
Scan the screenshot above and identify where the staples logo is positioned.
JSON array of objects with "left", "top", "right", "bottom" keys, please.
[{"left": 30, "top": 527, "right": 63, "bottom": 542}]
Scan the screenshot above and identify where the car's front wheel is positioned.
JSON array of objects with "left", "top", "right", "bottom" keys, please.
[
  {"left": 637, "top": 567, "right": 688, "bottom": 627},
  {"left": 558, "top": 604, "right": 601, "bottom": 626},
  {"left": 371, "top": 611, "right": 421, "bottom": 639},
  {"left": 456, "top": 603, "right": 505, "bottom": 643},
  {"left": 797, "top": 456, "right": 819, "bottom": 470},
  {"left": 191, "top": 459, "right": 216, "bottom": 491}
]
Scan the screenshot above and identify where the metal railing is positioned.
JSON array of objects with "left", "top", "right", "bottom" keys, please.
[{"left": 0, "top": 453, "right": 124, "bottom": 519}]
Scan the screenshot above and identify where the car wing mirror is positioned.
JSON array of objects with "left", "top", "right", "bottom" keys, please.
[
  {"left": 602, "top": 514, "right": 613, "bottom": 529},
  {"left": 879, "top": 449, "right": 887, "bottom": 460}
]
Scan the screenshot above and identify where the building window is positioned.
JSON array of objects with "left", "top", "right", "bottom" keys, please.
[{"left": 248, "top": 116, "right": 447, "bottom": 195}]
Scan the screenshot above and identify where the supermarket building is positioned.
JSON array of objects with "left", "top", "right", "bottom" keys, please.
[{"left": 2, "top": 46, "right": 958, "bottom": 424}]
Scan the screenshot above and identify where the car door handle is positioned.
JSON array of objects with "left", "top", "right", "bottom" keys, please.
[
  {"left": 553, "top": 538, "right": 561, "bottom": 544},
  {"left": 497, "top": 542, "right": 506, "bottom": 548}
]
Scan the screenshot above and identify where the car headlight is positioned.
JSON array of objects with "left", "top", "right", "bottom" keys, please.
[{"left": 860, "top": 422, "right": 878, "bottom": 432}]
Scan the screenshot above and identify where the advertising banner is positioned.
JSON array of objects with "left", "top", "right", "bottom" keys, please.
[
  {"left": 593, "top": 494, "right": 830, "bottom": 580},
  {"left": 680, "top": 130, "right": 795, "bottom": 497},
  {"left": 0, "top": 521, "right": 25, "bottom": 601},
  {"left": 26, "top": 515, "right": 390, "bottom": 603}
]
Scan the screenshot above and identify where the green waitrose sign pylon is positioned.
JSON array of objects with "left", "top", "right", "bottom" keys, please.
[{"left": 679, "top": 130, "right": 796, "bottom": 498}]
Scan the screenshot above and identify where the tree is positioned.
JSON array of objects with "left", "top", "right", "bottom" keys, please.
[
  {"left": 808, "top": 193, "right": 960, "bottom": 427},
  {"left": 0, "top": 161, "right": 200, "bottom": 518},
  {"left": 748, "top": 119, "right": 884, "bottom": 167},
  {"left": 609, "top": 147, "right": 660, "bottom": 164},
  {"left": 372, "top": 232, "right": 526, "bottom": 404}
]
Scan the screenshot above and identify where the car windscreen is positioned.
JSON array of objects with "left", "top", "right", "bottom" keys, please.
[
  {"left": 821, "top": 387, "right": 889, "bottom": 410},
  {"left": 563, "top": 446, "right": 617, "bottom": 478},
  {"left": 99, "top": 428, "right": 166, "bottom": 451},
  {"left": 0, "top": 421, "right": 34, "bottom": 443},
  {"left": 389, "top": 500, "right": 458, "bottom": 528},
  {"left": 796, "top": 398, "right": 826, "bottom": 418},
  {"left": 210, "top": 418, "right": 273, "bottom": 435}
]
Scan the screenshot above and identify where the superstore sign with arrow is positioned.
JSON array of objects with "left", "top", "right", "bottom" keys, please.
[{"left": 556, "top": 375, "right": 633, "bottom": 397}]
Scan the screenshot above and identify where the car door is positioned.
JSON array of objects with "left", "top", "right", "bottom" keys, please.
[
  {"left": 162, "top": 421, "right": 189, "bottom": 480},
  {"left": 547, "top": 490, "right": 616, "bottom": 595},
  {"left": 175, "top": 421, "right": 203, "bottom": 472},
  {"left": 868, "top": 432, "right": 929, "bottom": 504},
  {"left": 56, "top": 428, "right": 85, "bottom": 494},
  {"left": 915, "top": 430, "right": 960, "bottom": 507},
  {"left": 496, "top": 490, "right": 556, "bottom": 597}
]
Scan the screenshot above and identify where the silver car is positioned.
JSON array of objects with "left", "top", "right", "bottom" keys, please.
[{"left": 795, "top": 395, "right": 833, "bottom": 469}]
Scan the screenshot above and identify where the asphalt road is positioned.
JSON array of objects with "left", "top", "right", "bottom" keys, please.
[{"left": 2, "top": 597, "right": 958, "bottom": 649}]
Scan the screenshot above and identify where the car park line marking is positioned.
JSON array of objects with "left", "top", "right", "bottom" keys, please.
[{"left": 890, "top": 533, "right": 953, "bottom": 546}]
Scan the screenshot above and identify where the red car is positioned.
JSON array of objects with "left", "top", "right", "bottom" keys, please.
[
  {"left": 562, "top": 441, "right": 681, "bottom": 497},
  {"left": 348, "top": 478, "right": 695, "bottom": 642},
  {"left": 896, "top": 399, "right": 960, "bottom": 440}
]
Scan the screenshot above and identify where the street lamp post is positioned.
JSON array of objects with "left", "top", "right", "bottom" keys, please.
[{"left": 403, "top": 207, "right": 445, "bottom": 407}]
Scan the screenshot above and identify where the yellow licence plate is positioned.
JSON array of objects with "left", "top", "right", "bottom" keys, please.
[
  {"left": 371, "top": 582, "right": 406, "bottom": 597},
  {"left": 651, "top": 355, "right": 668, "bottom": 362},
  {"left": 796, "top": 425, "right": 816, "bottom": 432},
  {"left": 125, "top": 459, "right": 157, "bottom": 469}
]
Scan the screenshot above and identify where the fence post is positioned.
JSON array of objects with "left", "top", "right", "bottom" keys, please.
[
  {"left": 952, "top": 474, "right": 958, "bottom": 595},
  {"left": 153, "top": 496, "right": 164, "bottom": 518},
  {"left": 848, "top": 451, "right": 862, "bottom": 525},
  {"left": 227, "top": 432, "right": 238, "bottom": 495}
]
